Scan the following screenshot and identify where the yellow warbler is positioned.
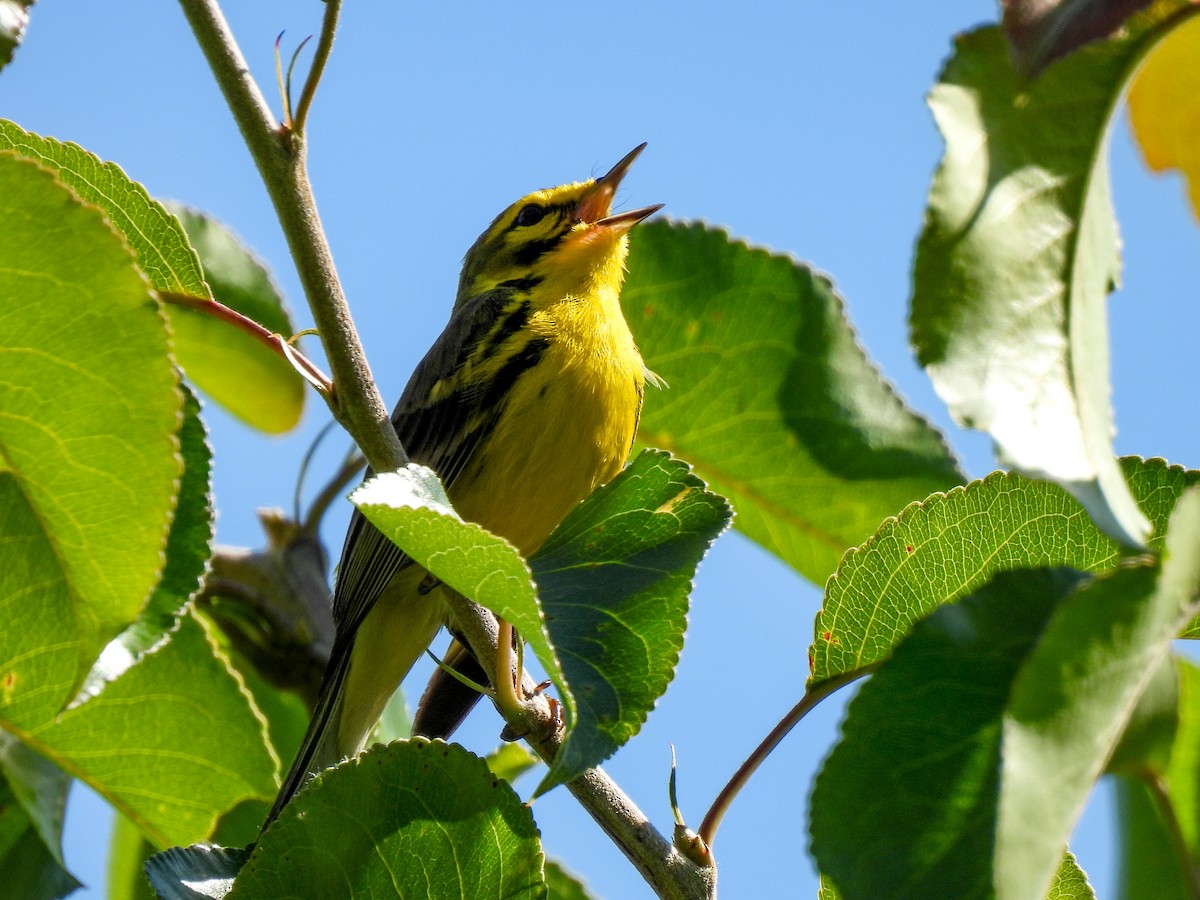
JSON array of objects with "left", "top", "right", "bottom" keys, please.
[{"left": 267, "top": 145, "right": 660, "bottom": 824}]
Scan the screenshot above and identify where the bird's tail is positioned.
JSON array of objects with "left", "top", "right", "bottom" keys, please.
[
  {"left": 261, "top": 568, "right": 446, "bottom": 832},
  {"left": 262, "top": 633, "right": 355, "bottom": 829}
]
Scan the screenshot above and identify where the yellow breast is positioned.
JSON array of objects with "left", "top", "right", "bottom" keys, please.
[{"left": 450, "top": 284, "right": 644, "bottom": 557}]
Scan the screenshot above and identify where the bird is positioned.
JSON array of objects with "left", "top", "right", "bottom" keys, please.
[{"left": 265, "top": 144, "right": 662, "bottom": 826}]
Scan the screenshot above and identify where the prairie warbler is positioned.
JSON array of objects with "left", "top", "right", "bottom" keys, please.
[{"left": 267, "top": 145, "right": 660, "bottom": 824}]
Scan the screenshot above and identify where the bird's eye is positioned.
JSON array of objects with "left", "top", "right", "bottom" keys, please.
[{"left": 514, "top": 204, "right": 546, "bottom": 227}]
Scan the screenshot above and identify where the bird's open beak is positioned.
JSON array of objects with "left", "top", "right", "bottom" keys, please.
[{"left": 575, "top": 143, "right": 663, "bottom": 232}]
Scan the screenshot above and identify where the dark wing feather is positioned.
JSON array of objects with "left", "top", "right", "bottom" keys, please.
[
  {"left": 330, "top": 289, "right": 513, "bottom": 634},
  {"left": 265, "top": 291, "right": 524, "bottom": 830}
]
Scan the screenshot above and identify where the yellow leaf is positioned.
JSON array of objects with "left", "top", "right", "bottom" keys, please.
[{"left": 1127, "top": 11, "right": 1200, "bottom": 220}]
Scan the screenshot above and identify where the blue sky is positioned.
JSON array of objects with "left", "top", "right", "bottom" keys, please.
[{"left": 3, "top": 3, "right": 1198, "bottom": 898}]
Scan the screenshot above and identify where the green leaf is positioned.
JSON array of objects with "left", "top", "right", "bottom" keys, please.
[
  {"left": 352, "top": 463, "right": 574, "bottom": 746},
  {"left": 145, "top": 844, "right": 248, "bottom": 900},
  {"left": 1161, "top": 658, "right": 1200, "bottom": 856},
  {"left": 0, "top": 151, "right": 181, "bottom": 714},
  {"left": 167, "top": 205, "right": 304, "bottom": 434},
  {"left": 77, "top": 385, "right": 213, "bottom": 701},
  {"left": 624, "top": 220, "right": 963, "bottom": 584},
  {"left": 812, "top": 490, "right": 1200, "bottom": 900},
  {"left": 1114, "top": 775, "right": 1191, "bottom": 900},
  {"left": 1124, "top": 457, "right": 1200, "bottom": 552},
  {"left": 0, "top": 734, "right": 79, "bottom": 898},
  {"left": 229, "top": 740, "right": 545, "bottom": 899},
  {"left": 545, "top": 859, "right": 595, "bottom": 900},
  {"left": 20, "top": 612, "right": 278, "bottom": 849},
  {"left": 811, "top": 458, "right": 1196, "bottom": 687},
  {"left": 0, "top": 733, "right": 71, "bottom": 869},
  {"left": 0, "top": 771, "right": 80, "bottom": 900},
  {"left": 0, "top": 0, "right": 33, "bottom": 72},
  {"left": 0, "top": 120, "right": 303, "bottom": 433},
  {"left": 354, "top": 451, "right": 731, "bottom": 794},
  {"left": 810, "top": 567, "right": 1081, "bottom": 900},
  {"left": 1105, "top": 655, "right": 1178, "bottom": 778},
  {"left": 909, "top": 12, "right": 1195, "bottom": 546},
  {"left": 485, "top": 741, "right": 539, "bottom": 784},
  {"left": 1048, "top": 852, "right": 1097, "bottom": 900},
  {"left": 108, "top": 813, "right": 156, "bottom": 900},
  {"left": 996, "top": 490, "right": 1200, "bottom": 899},
  {"left": 530, "top": 449, "right": 731, "bottom": 791},
  {"left": 1112, "top": 656, "right": 1200, "bottom": 897}
]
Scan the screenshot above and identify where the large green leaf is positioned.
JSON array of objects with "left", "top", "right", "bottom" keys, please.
[
  {"left": 352, "top": 463, "right": 574, "bottom": 743},
  {"left": 228, "top": 740, "right": 545, "bottom": 899},
  {"left": 819, "top": 853, "right": 1096, "bottom": 900},
  {"left": 811, "top": 490, "right": 1200, "bottom": 900},
  {"left": 530, "top": 449, "right": 730, "bottom": 791},
  {"left": 910, "top": 8, "right": 1197, "bottom": 547},
  {"left": 77, "top": 385, "right": 213, "bottom": 701},
  {"left": 19, "top": 612, "right": 278, "bottom": 849},
  {"left": 354, "top": 451, "right": 730, "bottom": 793},
  {"left": 811, "top": 568, "right": 1080, "bottom": 900},
  {"left": 811, "top": 458, "right": 1196, "bottom": 687},
  {"left": 0, "top": 151, "right": 181, "bottom": 712},
  {"left": 624, "top": 220, "right": 963, "bottom": 585},
  {"left": 167, "top": 205, "right": 304, "bottom": 434},
  {"left": 0, "top": 120, "right": 303, "bottom": 433},
  {"left": 995, "top": 490, "right": 1200, "bottom": 898}
]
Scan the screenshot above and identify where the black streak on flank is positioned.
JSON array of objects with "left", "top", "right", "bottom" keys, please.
[
  {"left": 497, "top": 276, "right": 544, "bottom": 292},
  {"left": 481, "top": 338, "right": 550, "bottom": 410},
  {"left": 513, "top": 232, "right": 565, "bottom": 267},
  {"left": 477, "top": 300, "right": 532, "bottom": 363}
]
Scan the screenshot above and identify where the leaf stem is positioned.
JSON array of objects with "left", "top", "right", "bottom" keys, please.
[
  {"left": 698, "top": 669, "right": 867, "bottom": 850},
  {"left": 158, "top": 291, "right": 333, "bottom": 396},
  {"left": 177, "top": 0, "right": 406, "bottom": 475},
  {"left": 494, "top": 618, "right": 524, "bottom": 724}
]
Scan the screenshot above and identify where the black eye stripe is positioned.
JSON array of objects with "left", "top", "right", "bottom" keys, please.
[{"left": 513, "top": 233, "right": 565, "bottom": 267}]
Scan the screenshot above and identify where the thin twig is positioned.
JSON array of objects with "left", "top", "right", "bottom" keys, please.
[
  {"left": 178, "top": 0, "right": 406, "bottom": 475},
  {"left": 292, "top": 0, "right": 341, "bottom": 134},
  {"left": 698, "top": 669, "right": 869, "bottom": 849},
  {"left": 302, "top": 449, "right": 365, "bottom": 534}
]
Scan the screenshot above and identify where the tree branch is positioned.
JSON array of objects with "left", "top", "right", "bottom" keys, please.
[
  {"left": 439, "top": 590, "right": 716, "bottom": 900},
  {"left": 177, "top": 0, "right": 406, "bottom": 475}
]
